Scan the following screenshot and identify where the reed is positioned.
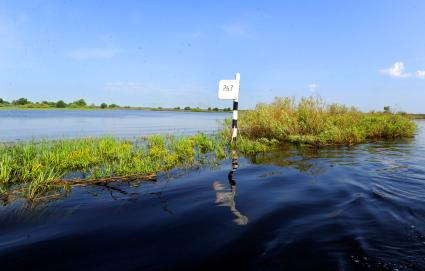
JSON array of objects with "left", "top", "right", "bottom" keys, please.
[
  {"left": 0, "top": 134, "right": 226, "bottom": 200},
  {"left": 237, "top": 97, "right": 417, "bottom": 146}
]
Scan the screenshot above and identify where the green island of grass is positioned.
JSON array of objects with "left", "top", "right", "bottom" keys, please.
[
  {"left": 237, "top": 97, "right": 417, "bottom": 146},
  {"left": 0, "top": 97, "right": 418, "bottom": 202}
]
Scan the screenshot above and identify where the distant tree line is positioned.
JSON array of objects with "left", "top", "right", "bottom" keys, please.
[
  {"left": 0, "top": 97, "right": 232, "bottom": 112},
  {"left": 0, "top": 98, "right": 118, "bottom": 109},
  {"left": 173, "top": 106, "right": 231, "bottom": 112}
]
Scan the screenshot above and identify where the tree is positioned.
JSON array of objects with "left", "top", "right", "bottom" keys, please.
[
  {"left": 0, "top": 98, "right": 4, "bottom": 104},
  {"left": 13, "top": 98, "right": 29, "bottom": 105},
  {"left": 73, "top": 99, "right": 87, "bottom": 107},
  {"left": 100, "top": 103, "right": 108, "bottom": 109},
  {"left": 208, "top": 107, "right": 211, "bottom": 111},
  {"left": 56, "top": 100, "right": 67, "bottom": 108},
  {"left": 184, "top": 106, "right": 191, "bottom": 110},
  {"left": 108, "top": 104, "right": 118, "bottom": 108},
  {"left": 384, "top": 106, "right": 391, "bottom": 113},
  {"left": 213, "top": 107, "right": 219, "bottom": 111}
]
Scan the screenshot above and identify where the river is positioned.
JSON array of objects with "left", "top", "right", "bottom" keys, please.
[
  {"left": 0, "top": 113, "right": 424, "bottom": 270},
  {"left": 0, "top": 110, "right": 228, "bottom": 142}
]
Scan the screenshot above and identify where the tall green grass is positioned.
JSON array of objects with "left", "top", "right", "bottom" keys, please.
[
  {"left": 237, "top": 97, "right": 416, "bottom": 146},
  {"left": 0, "top": 134, "right": 226, "bottom": 200}
]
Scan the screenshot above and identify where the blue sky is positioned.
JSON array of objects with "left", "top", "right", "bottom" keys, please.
[{"left": 0, "top": 0, "right": 424, "bottom": 112}]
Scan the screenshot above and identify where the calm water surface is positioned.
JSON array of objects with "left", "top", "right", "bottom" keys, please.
[
  {"left": 0, "top": 110, "right": 228, "bottom": 142},
  {"left": 1, "top": 121, "right": 425, "bottom": 270}
]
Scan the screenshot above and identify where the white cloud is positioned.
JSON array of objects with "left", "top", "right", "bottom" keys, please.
[
  {"left": 105, "top": 82, "right": 155, "bottom": 94},
  {"left": 0, "top": 15, "right": 21, "bottom": 49},
  {"left": 222, "top": 22, "right": 251, "bottom": 37},
  {"left": 0, "top": 13, "right": 27, "bottom": 69},
  {"left": 416, "top": 70, "right": 425, "bottom": 79},
  {"left": 308, "top": 83, "right": 320, "bottom": 92},
  {"left": 380, "top": 62, "right": 411, "bottom": 78},
  {"left": 191, "top": 31, "right": 203, "bottom": 38},
  {"left": 68, "top": 48, "right": 121, "bottom": 60},
  {"left": 103, "top": 81, "right": 215, "bottom": 107}
]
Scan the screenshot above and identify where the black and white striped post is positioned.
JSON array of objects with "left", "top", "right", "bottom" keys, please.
[
  {"left": 231, "top": 73, "right": 240, "bottom": 142},
  {"left": 218, "top": 73, "right": 240, "bottom": 143}
]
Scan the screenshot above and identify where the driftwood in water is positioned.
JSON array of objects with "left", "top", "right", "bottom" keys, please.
[{"left": 54, "top": 173, "right": 157, "bottom": 187}]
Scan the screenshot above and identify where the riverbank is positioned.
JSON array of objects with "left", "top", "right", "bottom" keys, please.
[
  {"left": 0, "top": 97, "right": 231, "bottom": 112},
  {"left": 409, "top": 114, "right": 425, "bottom": 119},
  {"left": 0, "top": 106, "right": 231, "bottom": 113}
]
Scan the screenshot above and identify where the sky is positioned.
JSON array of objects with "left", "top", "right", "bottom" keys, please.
[{"left": 0, "top": 0, "right": 424, "bottom": 112}]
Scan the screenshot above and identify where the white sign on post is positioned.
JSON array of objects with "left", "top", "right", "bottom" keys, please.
[
  {"left": 218, "top": 73, "right": 240, "bottom": 100},
  {"left": 218, "top": 73, "right": 240, "bottom": 141}
]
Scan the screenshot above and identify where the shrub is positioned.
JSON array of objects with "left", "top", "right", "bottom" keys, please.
[
  {"left": 13, "top": 98, "right": 30, "bottom": 105},
  {"left": 56, "top": 100, "right": 67, "bottom": 108},
  {"left": 73, "top": 99, "right": 87, "bottom": 107}
]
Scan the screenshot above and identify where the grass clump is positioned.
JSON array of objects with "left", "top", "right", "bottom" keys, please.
[
  {"left": 0, "top": 134, "right": 226, "bottom": 200},
  {"left": 237, "top": 97, "right": 416, "bottom": 146}
]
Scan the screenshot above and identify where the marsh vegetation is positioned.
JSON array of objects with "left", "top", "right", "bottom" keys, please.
[
  {"left": 0, "top": 134, "right": 227, "bottom": 201},
  {"left": 237, "top": 97, "right": 416, "bottom": 146},
  {"left": 0, "top": 97, "right": 417, "bottom": 201}
]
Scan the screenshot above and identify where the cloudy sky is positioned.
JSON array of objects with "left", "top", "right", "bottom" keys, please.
[{"left": 0, "top": 0, "right": 424, "bottom": 112}]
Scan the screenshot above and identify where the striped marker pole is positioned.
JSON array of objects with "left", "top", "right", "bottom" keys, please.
[
  {"left": 231, "top": 98, "right": 238, "bottom": 142},
  {"left": 231, "top": 73, "right": 240, "bottom": 142}
]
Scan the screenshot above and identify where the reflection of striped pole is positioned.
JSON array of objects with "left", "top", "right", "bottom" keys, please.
[{"left": 228, "top": 149, "right": 238, "bottom": 185}]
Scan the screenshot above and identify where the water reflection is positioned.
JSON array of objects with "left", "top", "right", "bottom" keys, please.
[
  {"left": 246, "top": 141, "right": 416, "bottom": 177},
  {"left": 213, "top": 151, "right": 248, "bottom": 225},
  {"left": 149, "top": 191, "right": 173, "bottom": 214},
  {"left": 249, "top": 148, "right": 329, "bottom": 176}
]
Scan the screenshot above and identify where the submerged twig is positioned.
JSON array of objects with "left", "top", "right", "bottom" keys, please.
[{"left": 53, "top": 173, "right": 157, "bottom": 187}]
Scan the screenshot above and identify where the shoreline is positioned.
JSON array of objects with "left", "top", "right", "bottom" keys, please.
[
  {"left": 0, "top": 107, "right": 231, "bottom": 113},
  {"left": 1, "top": 106, "right": 423, "bottom": 118}
]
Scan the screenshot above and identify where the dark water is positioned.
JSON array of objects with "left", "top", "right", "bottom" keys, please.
[
  {"left": 0, "top": 110, "right": 228, "bottom": 142},
  {"left": 1, "top": 121, "right": 425, "bottom": 270}
]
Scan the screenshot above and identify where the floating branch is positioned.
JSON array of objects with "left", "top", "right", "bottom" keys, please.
[{"left": 54, "top": 173, "right": 157, "bottom": 187}]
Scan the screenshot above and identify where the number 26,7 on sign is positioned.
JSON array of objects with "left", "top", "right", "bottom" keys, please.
[
  {"left": 223, "top": 85, "right": 233, "bottom": 92},
  {"left": 218, "top": 76, "right": 240, "bottom": 100}
]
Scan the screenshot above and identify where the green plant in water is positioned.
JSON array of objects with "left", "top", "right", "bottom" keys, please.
[
  {"left": 237, "top": 96, "right": 416, "bottom": 146},
  {"left": 0, "top": 134, "right": 234, "bottom": 200}
]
